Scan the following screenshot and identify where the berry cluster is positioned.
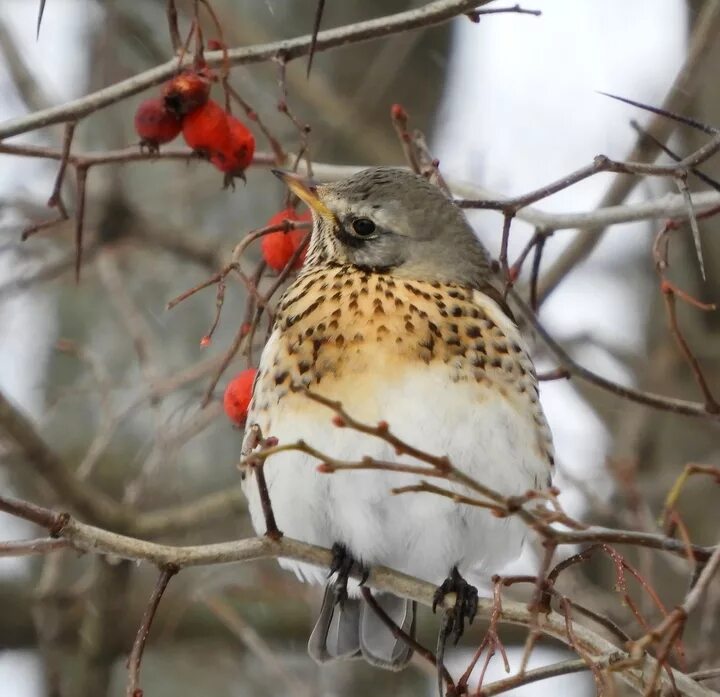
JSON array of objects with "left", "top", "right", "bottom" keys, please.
[{"left": 134, "top": 68, "right": 255, "bottom": 185}]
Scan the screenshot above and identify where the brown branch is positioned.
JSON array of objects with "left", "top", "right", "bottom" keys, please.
[
  {"left": 247, "top": 401, "right": 717, "bottom": 563},
  {"left": 225, "top": 83, "right": 285, "bottom": 164},
  {"left": 166, "top": 0, "right": 182, "bottom": 53},
  {"left": 47, "top": 122, "right": 76, "bottom": 208},
  {"left": 0, "top": 387, "right": 131, "bottom": 528},
  {"left": 675, "top": 172, "right": 707, "bottom": 279},
  {"left": 630, "top": 118, "right": 720, "bottom": 191},
  {"left": 202, "top": 594, "right": 313, "bottom": 697},
  {"left": 73, "top": 165, "right": 88, "bottom": 281},
  {"left": 467, "top": 4, "right": 541, "bottom": 20},
  {"left": 537, "top": 0, "right": 720, "bottom": 300},
  {"left": 509, "top": 290, "right": 720, "bottom": 422},
  {"left": 412, "top": 130, "right": 452, "bottom": 195},
  {"left": 131, "top": 485, "right": 246, "bottom": 538},
  {"left": 0, "top": 492, "right": 713, "bottom": 697},
  {"left": 254, "top": 459, "right": 282, "bottom": 540},
  {"left": 306, "top": 0, "right": 326, "bottom": 78},
  {"left": 661, "top": 284, "right": 720, "bottom": 413},
  {"left": 200, "top": 230, "right": 306, "bottom": 404},
  {"left": 125, "top": 565, "right": 178, "bottom": 697},
  {"left": 477, "top": 654, "right": 623, "bottom": 697},
  {"left": 390, "top": 104, "right": 422, "bottom": 174},
  {"left": 359, "top": 586, "right": 455, "bottom": 692},
  {"left": 0, "top": 0, "right": 493, "bottom": 140},
  {"left": 21, "top": 196, "right": 69, "bottom": 241},
  {"left": 0, "top": 537, "right": 70, "bottom": 557},
  {"left": 460, "top": 579, "right": 509, "bottom": 693},
  {"left": 662, "top": 464, "right": 720, "bottom": 532}
]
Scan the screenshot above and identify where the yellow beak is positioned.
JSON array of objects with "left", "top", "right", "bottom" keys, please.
[{"left": 271, "top": 169, "right": 335, "bottom": 220}]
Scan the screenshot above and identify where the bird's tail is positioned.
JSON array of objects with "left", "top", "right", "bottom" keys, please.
[{"left": 308, "top": 584, "right": 416, "bottom": 671}]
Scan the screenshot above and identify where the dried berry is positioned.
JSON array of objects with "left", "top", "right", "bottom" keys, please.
[
  {"left": 182, "top": 99, "right": 230, "bottom": 157},
  {"left": 134, "top": 98, "right": 181, "bottom": 152},
  {"left": 223, "top": 368, "right": 257, "bottom": 425},
  {"left": 261, "top": 208, "right": 312, "bottom": 272},
  {"left": 162, "top": 70, "right": 212, "bottom": 117}
]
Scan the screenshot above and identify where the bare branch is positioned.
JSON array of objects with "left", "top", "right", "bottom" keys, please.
[
  {"left": 125, "top": 565, "right": 178, "bottom": 697},
  {"left": 0, "top": 0, "right": 493, "bottom": 140},
  {"left": 0, "top": 492, "right": 713, "bottom": 697}
]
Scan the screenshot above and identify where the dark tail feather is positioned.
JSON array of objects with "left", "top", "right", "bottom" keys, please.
[
  {"left": 359, "top": 593, "right": 416, "bottom": 671},
  {"left": 308, "top": 584, "right": 361, "bottom": 663},
  {"left": 308, "top": 585, "right": 416, "bottom": 671}
]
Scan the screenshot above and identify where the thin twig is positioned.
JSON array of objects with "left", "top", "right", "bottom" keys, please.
[
  {"left": 661, "top": 285, "right": 720, "bottom": 413},
  {"left": 125, "top": 565, "right": 178, "bottom": 697},
  {"left": 360, "top": 586, "right": 455, "bottom": 692},
  {"left": 509, "top": 290, "right": 720, "bottom": 422},
  {"left": 0, "top": 538, "right": 70, "bottom": 557}
]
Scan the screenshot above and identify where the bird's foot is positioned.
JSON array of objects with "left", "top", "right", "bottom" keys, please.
[
  {"left": 433, "top": 566, "right": 478, "bottom": 644},
  {"left": 433, "top": 567, "right": 478, "bottom": 697},
  {"left": 328, "top": 543, "right": 367, "bottom": 606}
]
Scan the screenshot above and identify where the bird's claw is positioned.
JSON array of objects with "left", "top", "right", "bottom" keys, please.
[
  {"left": 328, "top": 542, "right": 367, "bottom": 607},
  {"left": 433, "top": 567, "right": 478, "bottom": 645}
]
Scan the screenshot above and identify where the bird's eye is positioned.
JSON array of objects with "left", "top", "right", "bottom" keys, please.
[{"left": 351, "top": 217, "right": 376, "bottom": 237}]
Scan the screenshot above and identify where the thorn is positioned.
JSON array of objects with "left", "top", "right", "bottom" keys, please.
[
  {"left": 598, "top": 91, "right": 719, "bottom": 135},
  {"left": 306, "top": 0, "right": 326, "bottom": 78}
]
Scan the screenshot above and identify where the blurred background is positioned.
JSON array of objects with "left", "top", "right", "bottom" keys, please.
[{"left": 0, "top": 1, "right": 719, "bottom": 695}]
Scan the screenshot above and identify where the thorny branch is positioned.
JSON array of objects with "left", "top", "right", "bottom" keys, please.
[
  {"left": 0, "top": 0, "right": 496, "bottom": 140},
  {"left": 0, "top": 491, "right": 716, "bottom": 697},
  {"left": 2, "top": 2, "right": 720, "bottom": 695}
]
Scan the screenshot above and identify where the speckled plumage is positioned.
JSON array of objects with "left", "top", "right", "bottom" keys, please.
[
  {"left": 251, "top": 263, "right": 552, "bottom": 465},
  {"left": 240, "top": 167, "right": 554, "bottom": 669}
]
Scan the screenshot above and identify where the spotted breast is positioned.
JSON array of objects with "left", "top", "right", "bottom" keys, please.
[{"left": 241, "top": 262, "right": 553, "bottom": 588}]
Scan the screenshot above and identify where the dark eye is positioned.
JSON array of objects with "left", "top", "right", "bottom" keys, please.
[{"left": 351, "top": 217, "right": 376, "bottom": 237}]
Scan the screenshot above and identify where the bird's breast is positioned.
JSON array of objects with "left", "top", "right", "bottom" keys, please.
[{"left": 249, "top": 265, "right": 552, "bottom": 467}]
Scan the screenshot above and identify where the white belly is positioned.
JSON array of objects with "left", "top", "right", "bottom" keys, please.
[{"left": 242, "top": 365, "right": 548, "bottom": 589}]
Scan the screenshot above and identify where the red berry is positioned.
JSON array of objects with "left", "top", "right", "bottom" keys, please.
[
  {"left": 261, "top": 208, "right": 312, "bottom": 272},
  {"left": 210, "top": 115, "right": 255, "bottom": 178},
  {"left": 182, "top": 99, "right": 230, "bottom": 155},
  {"left": 134, "top": 98, "right": 181, "bottom": 151},
  {"left": 162, "top": 70, "right": 211, "bottom": 117},
  {"left": 223, "top": 368, "right": 257, "bottom": 425}
]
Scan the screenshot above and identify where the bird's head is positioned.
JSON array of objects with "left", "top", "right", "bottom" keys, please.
[{"left": 273, "top": 167, "right": 493, "bottom": 288}]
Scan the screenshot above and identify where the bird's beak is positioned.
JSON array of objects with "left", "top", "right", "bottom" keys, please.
[{"left": 271, "top": 169, "right": 335, "bottom": 221}]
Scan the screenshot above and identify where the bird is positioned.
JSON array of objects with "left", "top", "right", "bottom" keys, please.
[{"left": 240, "top": 166, "right": 554, "bottom": 674}]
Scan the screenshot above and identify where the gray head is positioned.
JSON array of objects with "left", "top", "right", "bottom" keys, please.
[{"left": 276, "top": 167, "right": 493, "bottom": 288}]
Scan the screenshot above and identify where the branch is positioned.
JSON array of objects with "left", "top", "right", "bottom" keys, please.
[
  {"left": 0, "top": 493, "right": 714, "bottom": 697},
  {"left": 253, "top": 389, "right": 716, "bottom": 562},
  {"left": 0, "top": 0, "right": 492, "bottom": 140},
  {"left": 126, "top": 565, "right": 178, "bottom": 697},
  {"left": 509, "top": 291, "right": 720, "bottom": 423},
  {"left": 477, "top": 654, "right": 623, "bottom": 696},
  {"left": 537, "top": 0, "right": 720, "bottom": 299},
  {"left": 130, "top": 485, "right": 246, "bottom": 537},
  {"left": 0, "top": 537, "right": 69, "bottom": 557},
  {"left": 6, "top": 143, "right": 720, "bottom": 232},
  {"left": 0, "top": 387, "right": 131, "bottom": 528}
]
